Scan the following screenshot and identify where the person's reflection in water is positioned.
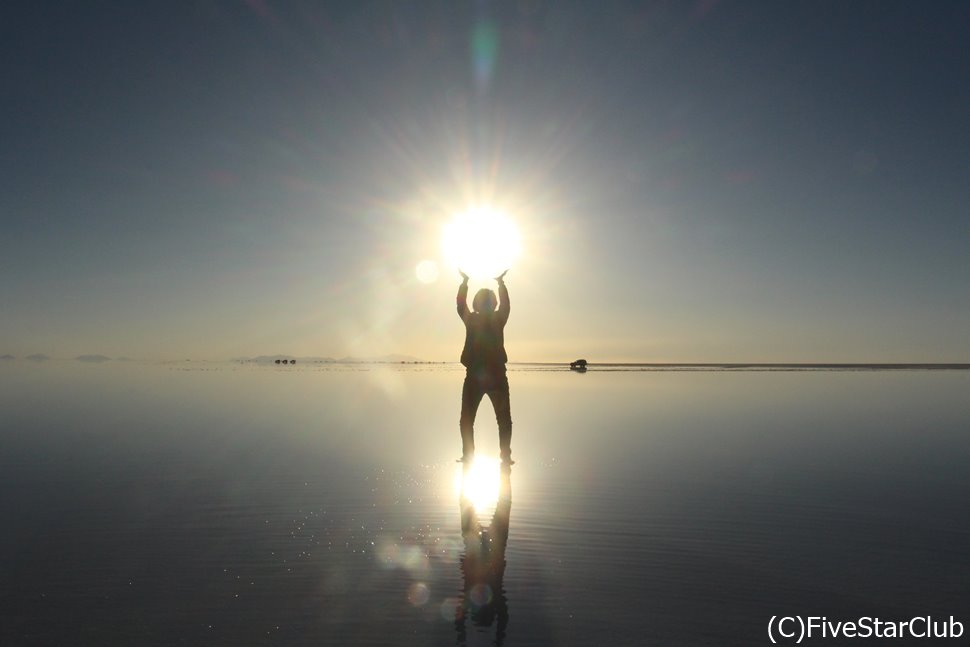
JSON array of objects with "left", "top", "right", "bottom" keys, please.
[{"left": 455, "top": 463, "right": 512, "bottom": 645}]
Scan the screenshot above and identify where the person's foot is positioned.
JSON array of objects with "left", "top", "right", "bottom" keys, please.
[
  {"left": 500, "top": 455, "right": 515, "bottom": 466},
  {"left": 456, "top": 453, "right": 474, "bottom": 463}
]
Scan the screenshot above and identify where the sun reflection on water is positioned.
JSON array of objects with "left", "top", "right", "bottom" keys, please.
[{"left": 454, "top": 455, "right": 501, "bottom": 514}]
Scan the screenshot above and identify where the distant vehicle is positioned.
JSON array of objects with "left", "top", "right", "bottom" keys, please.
[
  {"left": 275, "top": 359, "right": 281, "bottom": 364},
  {"left": 570, "top": 358, "right": 588, "bottom": 371},
  {"left": 290, "top": 359, "right": 296, "bottom": 364}
]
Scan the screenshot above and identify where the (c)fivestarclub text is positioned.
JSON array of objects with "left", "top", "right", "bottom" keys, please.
[{"left": 768, "top": 616, "right": 964, "bottom": 642}]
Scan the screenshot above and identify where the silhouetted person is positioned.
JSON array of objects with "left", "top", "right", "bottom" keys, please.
[
  {"left": 455, "top": 464, "right": 512, "bottom": 645},
  {"left": 457, "top": 270, "right": 512, "bottom": 463}
]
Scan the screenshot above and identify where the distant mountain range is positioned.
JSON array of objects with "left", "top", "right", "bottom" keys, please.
[
  {"left": 5, "top": 353, "right": 427, "bottom": 364},
  {"left": 338, "top": 354, "right": 424, "bottom": 364},
  {"left": 237, "top": 354, "right": 424, "bottom": 364}
]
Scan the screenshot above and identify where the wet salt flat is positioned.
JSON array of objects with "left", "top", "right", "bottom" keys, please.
[{"left": 1, "top": 362, "right": 969, "bottom": 645}]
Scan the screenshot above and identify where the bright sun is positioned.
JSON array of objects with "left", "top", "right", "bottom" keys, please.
[{"left": 441, "top": 206, "right": 522, "bottom": 280}]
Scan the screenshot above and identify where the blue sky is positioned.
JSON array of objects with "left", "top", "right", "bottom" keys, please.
[{"left": 2, "top": 1, "right": 967, "bottom": 361}]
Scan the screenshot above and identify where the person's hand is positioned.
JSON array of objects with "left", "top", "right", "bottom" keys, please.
[
  {"left": 494, "top": 270, "right": 508, "bottom": 283},
  {"left": 459, "top": 270, "right": 469, "bottom": 284}
]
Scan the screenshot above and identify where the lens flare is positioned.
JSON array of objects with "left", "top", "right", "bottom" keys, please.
[
  {"left": 441, "top": 207, "right": 522, "bottom": 280},
  {"left": 415, "top": 259, "right": 439, "bottom": 284},
  {"left": 407, "top": 582, "right": 430, "bottom": 606},
  {"left": 471, "top": 21, "right": 499, "bottom": 93}
]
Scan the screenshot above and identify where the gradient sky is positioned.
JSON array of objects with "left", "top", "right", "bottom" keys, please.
[{"left": 2, "top": 1, "right": 968, "bottom": 362}]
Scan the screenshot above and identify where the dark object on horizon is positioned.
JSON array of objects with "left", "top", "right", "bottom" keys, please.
[
  {"left": 570, "top": 359, "right": 588, "bottom": 371},
  {"left": 290, "top": 359, "right": 296, "bottom": 364},
  {"left": 275, "top": 359, "right": 281, "bottom": 364}
]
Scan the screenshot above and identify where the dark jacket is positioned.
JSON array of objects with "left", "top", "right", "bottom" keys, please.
[{"left": 457, "top": 281, "right": 510, "bottom": 372}]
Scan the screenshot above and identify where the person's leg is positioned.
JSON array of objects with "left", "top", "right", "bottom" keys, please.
[
  {"left": 486, "top": 373, "right": 513, "bottom": 462},
  {"left": 459, "top": 373, "right": 485, "bottom": 460}
]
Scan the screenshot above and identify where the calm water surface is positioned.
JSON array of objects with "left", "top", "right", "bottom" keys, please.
[{"left": 1, "top": 362, "right": 968, "bottom": 645}]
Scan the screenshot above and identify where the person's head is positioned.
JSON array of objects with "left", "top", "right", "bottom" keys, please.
[{"left": 472, "top": 288, "right": 497, "bottom": 313}]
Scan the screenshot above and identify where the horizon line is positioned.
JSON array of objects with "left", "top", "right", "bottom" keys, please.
[{"left": 5, "top": 356, "right": 968, "bottom": 369}]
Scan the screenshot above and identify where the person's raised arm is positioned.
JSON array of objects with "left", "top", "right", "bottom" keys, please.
[
  {"left": 496, "top": 270, "right": 510, "bottom": 324},
  {"left": 457, "top": 270, "right": 470, "bottom": 320}
]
